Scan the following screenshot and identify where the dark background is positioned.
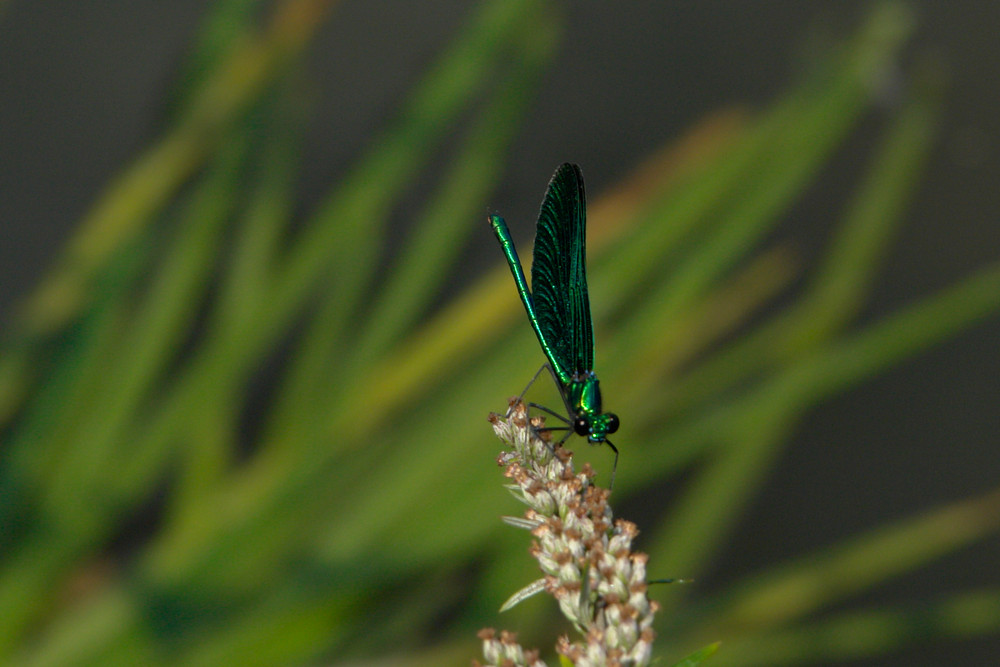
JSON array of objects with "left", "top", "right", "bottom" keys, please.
[{"left": 1, "top": 2, "right": 997, "bottom": 664}]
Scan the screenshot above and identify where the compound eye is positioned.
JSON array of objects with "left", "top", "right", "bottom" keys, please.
[
  {"left": 605, "top": 413, "right": 620, "bottom": 434},
  {"left": 574, "top": 416, "right": 591, "bottom": 436}
]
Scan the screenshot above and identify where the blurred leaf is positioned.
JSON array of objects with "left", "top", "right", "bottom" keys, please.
[
  {"left": 693, "top": 487, "right": 1000, "bottom": 639},
  {"left": 671, "top": 642, "right": 721, "bottom": 667},
  {"left": 701, "top": 589, "right": 1000, "bottom": 666}
]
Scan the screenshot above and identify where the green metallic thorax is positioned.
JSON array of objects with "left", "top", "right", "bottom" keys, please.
[
  {"left": 567, "top": 372, "right": 602, "bottom": 419},
  {"left": 567, "top": 372, "right": 614, "bottom": 442}
]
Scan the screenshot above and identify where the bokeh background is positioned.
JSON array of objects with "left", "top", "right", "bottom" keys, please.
[{"left": 1, "top": 2, "right": 998, "bottom": 665}]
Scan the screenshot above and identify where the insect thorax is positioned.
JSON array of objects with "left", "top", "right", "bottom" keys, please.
[{"left": 567, "top": 371, "right": 603, "bottom": 417}]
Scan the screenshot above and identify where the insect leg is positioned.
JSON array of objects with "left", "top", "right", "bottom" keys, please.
[
  {"left": 507, "top": 363, "right": 554, "bottom": 417},
  {"left": 513, "top": 363, "right": 578, "bottom": 455},
  {"left": 528, "top": 402, "right": 570, "bottom": 424},
  {"left": 603, "top": 438, "right": 620, "bottom": 491}
]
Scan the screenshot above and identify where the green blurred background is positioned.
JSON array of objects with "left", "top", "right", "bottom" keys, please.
[{"left": 1, "top": 1, "right": 998, "bottom": 665}]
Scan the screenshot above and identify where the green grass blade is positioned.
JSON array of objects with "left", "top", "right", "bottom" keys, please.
[
  {"left": 669, "top": 642, "right": 722, "bottom": 667},
  {"left": 169, "top": 84, "right": 309, "bottom": 523},
  {"left": 213, "top": 82, "right": 306, "bottom": 334},
  {"left": 165, "top": 0, "right": 274, "bottom": 113},
  {"left": 786, "top": 259, "right": 1000, "bottom": 409},
  {"left": 593, "top": 2, "right": 914, "bottom": 340},
  {"left": 43, "top": 135, "right": 250, "bottom": 511},
  {"left": 0, "top": 241, "right": 148, "bottom": 533},
  {"left": 660, "top": 80, "right": 940, "bottom": 421},
  {"left": 263, "top": 0, "right": 547, "bottom": 356},
  {"left": 0, "top": 0, "right": 338, "bottom": 423},
  {"left": 787, "top": 99, "right": 941, "bottom": 350},
  {"left": 609, "top": 35, "right": 914, "bottom": 372},
  {"left": 635, "top": 255, "right": 1000, "bottom": 492},
  {"left": 262, "top": 8, "right": 560, "bottom": 448},
  {"left": 699, "top": 487, "right": 1000, "bottom": 639},
  {"left": 647, "top": 413, "right": 801, "bottom": 608},
  {"left": 0, "top": 136, "right": 251, "bottom": 657},
  {"left": 695, "top": 588, "right": 1000, "bottom": 666},
  {"left": 625, "top": 73, "right": 947, "bottom": 478},
  {"left": 19, "top": 0, "right": 337, "bottom": 336},
  {"left": 354, "top": 20, "right": 558, "bottom": 366}
]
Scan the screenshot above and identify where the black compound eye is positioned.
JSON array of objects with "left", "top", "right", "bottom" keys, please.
[
  {"left": 605, "top": 413, "right": 620, "bottom": 434},
  {"left": 574, "top": 416, "right": 591, "bottom": 436}
]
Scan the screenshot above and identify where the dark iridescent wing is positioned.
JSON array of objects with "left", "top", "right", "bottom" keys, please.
[{"left": 530, "top": 163, "right": 593, "bottom": 383}]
